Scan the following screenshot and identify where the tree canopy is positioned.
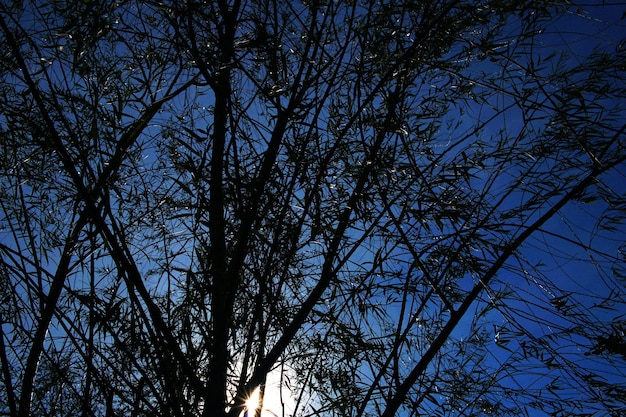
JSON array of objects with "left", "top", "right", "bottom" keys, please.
[{"left": 1, "top": 1, "right": 625, "bottom": 416}]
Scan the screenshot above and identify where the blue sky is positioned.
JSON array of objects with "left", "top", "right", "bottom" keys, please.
[{"left": 1, "top": 1, "right": 626, "bottom": 416}]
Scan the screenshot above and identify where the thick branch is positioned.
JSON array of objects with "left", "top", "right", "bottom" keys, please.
[{"left": 379, "top": 156, "right": 625, "bottom": 416}]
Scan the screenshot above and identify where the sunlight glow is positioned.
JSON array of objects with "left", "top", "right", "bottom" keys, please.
[
  {"left": 235, "top": 367, "right": 299, "bottom": 417},
  {"left": 244, "top": 386, "right": 261, "bottom": 416}
]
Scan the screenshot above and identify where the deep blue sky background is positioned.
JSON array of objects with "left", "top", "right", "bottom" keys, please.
[{"left": 1, "top": 1, "right": 625, "bottom": 416}]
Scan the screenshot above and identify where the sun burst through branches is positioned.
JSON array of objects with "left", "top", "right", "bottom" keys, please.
[{"left": 243, "top": 386, "right": 261, "bottom": 417}]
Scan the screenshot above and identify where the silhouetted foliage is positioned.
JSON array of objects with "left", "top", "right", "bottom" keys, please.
[{"left": 1, "top": 1, "right": 625, "bottom": 416}]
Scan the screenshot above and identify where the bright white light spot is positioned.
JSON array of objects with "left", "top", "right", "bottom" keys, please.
[
  {"left": 244, "top": 386, "right": 261, "bottom": 416},
  {"left": 236, "top": 367, "right": 298, "bottom": 416}
]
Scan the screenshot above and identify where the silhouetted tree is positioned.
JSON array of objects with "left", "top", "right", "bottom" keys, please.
[{"left": 1, "top": 1, "right": 625, "bottom": 416}]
